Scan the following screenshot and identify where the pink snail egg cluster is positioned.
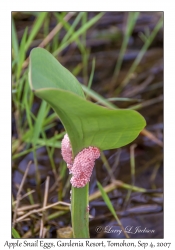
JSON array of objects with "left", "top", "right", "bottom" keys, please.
[
  {"left": 61, "top": 134, "right": 100, "bottom": 188},
  {"left": 61, "top": 134, "right": 73, "bottom": 170}
]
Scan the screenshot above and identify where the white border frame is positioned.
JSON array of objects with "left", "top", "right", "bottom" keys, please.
[{"left": 1, "top": 1, "right": 175, "bottom": 248}]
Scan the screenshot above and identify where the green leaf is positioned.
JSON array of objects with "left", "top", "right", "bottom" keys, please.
[
  {"left": 97, "top": 181, "right": 129, "bottom": 238},
  {"left": 29, "top": 48, "right": 85, "bottom": 99},
  {"left": 17, "top": 27, "right": 28, "bottom": 79},
  {"left": 97, "top": 181, "right": 119, "bottom": 221},
  {"left": 25, "top": 12, "right": 47, "bottom": 52},
  {"left": 12, "top": 227, "right": 20, "bottom": 238},
  {"left": 53, "top": 12, "right": 104, "bottom": 56},
  {"left": 32, "top": 100, "right": 47, "bottom": 146},
  {"left": 29, "top": 48, "right": 146, "bottom": 157},
  {"left": 12, "top": 18, "right": 19, "bottom": 59}
]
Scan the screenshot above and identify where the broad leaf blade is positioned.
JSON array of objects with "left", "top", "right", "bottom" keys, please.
[
  {"left": 29, "top": 48, "right": 146, "bottom": 156},
  {"left": 29, "top": 48, "right": 85, "bottom": 98},
  {"left": 34, "top": 88, "right": 145, "bottom": 156}
]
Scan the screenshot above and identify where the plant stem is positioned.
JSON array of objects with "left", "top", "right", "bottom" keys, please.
[{"left": 71, "top": 184, "right": 89, "bottom": 238}]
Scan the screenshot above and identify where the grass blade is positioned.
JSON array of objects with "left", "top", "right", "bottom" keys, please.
[
  {"left": 32, "top": 100, "right": 47, "bottom": 146},
  {"left": 87, "top": 58, "right": 96, "bottom": 90},
  {"left": 25, "top": 12, "right": 47, "bottom": 51},
  {"left": 112, "top": 12, "right": 139, "bottom": 83},
  {"left": 97, "top": 181, "right": 129, "bottom": 238},
  {"left": 17, "top": 27, "right": 28, "bottom": 79},
  {"left": 119, "top": 16, "right": 163, "bottom": 89},
  {"left": 60, "top": 12, "right": 84, "bottom": 45},
  {"left": 12, "top": 227, "right": 21, "bottom": 238},
  {"left": 82, "top": 84, "right": 117, "bottom": 109},
  {"left": 53, "top": 12, "right": 104, "bottom": 56},
  {"left": 12, "top": 18, "right": 19, "bottom": 60}
]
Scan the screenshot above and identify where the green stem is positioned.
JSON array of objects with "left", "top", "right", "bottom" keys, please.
[{"left": 71, "top": 184, "right": 89, "bottom": 238}]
